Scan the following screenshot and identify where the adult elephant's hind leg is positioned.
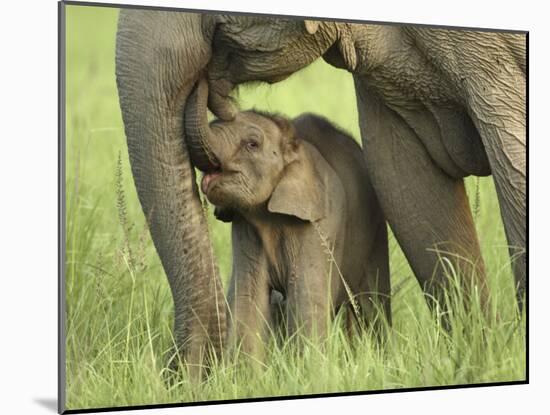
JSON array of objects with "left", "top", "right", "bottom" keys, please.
[
  {"left": 358, "top": 92, "right": 489, "bottom": 322},
  {"left": 463, "top": 71, "right": 526, "bottom": 312}
]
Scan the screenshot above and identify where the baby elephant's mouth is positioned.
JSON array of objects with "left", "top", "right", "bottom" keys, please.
[{"left": 201, "top": 170, "right": 222, "bottom": 194}]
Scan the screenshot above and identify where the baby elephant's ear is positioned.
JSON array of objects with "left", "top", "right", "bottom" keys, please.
[{"left": 267, "top": 148, "right": 327, "bottom": 222}]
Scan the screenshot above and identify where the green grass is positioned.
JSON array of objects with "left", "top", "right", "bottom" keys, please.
[{"left": 64, "top": 5, "right": 526, "bottom": 411}]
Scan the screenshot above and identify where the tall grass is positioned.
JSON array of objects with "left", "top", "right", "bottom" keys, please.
[{"left": 64, "top": 5, "right": 525, "bottom": 410}]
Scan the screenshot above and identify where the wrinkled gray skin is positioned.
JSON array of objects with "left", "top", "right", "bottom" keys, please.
[
  {"left": 185, "top": 87, "right": 389, "bottom": 360},
  {"left": 115, "top": 11, "right": 525, "bottom": 376},
  {"left": 116, "top": 12, "right": 345, "bottom": 378}
]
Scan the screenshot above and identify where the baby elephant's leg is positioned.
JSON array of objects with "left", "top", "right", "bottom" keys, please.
[
  {"left": 226, "top": 274, "right": 271, "bottom": 365},
  {"left": 356, "top": 220, "right": 392, "bottom": 339},
  {"left": 226, "top": 224, "right": 272, "bottom": 365},
  {"left": 285, "top": 260, "right": 332, "bottom": 341},
  {"left": 340, "top": 223, "right": 391, "bottom": 342},
  {"left": 269, "top": 289, "right": 286, "bottom": 336}
]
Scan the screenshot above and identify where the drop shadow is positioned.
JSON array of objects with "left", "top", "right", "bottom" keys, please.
[{"left": 34, "top": 398, "right": 58, "bottom": 413}]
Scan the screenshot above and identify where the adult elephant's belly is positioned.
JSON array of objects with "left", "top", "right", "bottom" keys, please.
[{"left": 386, "top": 101, "right": 492, "bottom": 178}]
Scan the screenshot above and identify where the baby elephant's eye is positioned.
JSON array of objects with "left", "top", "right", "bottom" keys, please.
[{"left": 246, "top": 139, "right": 260, "bottom": 151}]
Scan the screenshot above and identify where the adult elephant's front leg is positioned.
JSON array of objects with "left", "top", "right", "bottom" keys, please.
[
  {"left": 116, "top": 11, "right": 226, "bottom": 380},
  {"left": 356, "top": 87, "right": 489, "bottom": 319}
]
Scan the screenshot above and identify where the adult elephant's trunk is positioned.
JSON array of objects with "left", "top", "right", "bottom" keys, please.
[
  {"left": 115, "top": 10, "right": 226, "bottom": 380},
  {"left": 185, "top": 78, "right": 220, "bottom": 172}
]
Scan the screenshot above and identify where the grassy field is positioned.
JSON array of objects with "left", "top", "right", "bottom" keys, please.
[{"left": 64, "top": 5, "right": 526, "bottom": 411}]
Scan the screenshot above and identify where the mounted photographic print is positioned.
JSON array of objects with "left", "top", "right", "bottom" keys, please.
[{"left": 59, "top": 1, "right": 527, "bottom": 413}]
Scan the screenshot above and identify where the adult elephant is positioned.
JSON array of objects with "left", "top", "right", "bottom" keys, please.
[{"left": 115, "top": 11, "right": 526, "bottom": 377}]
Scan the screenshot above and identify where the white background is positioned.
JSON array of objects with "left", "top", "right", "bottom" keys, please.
[{"left": 0, "top": 0, "right": 545, "bottom": 414}]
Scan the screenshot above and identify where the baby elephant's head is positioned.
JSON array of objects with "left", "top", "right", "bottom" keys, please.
[
  {"left": 187, "top": 106, "right": 326, "bottom": 222},
  {"left": 200, "top": 111, "right": 291, "bottom": 210}
]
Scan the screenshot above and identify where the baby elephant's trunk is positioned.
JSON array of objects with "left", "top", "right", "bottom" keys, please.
[{"left": 184, "top": 78, "right": 220, "bottom": 172}]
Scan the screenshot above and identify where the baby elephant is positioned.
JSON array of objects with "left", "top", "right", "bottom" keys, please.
[{"left": 194, "top": 110, "right": 390, "bottom": 360}]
